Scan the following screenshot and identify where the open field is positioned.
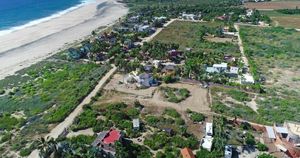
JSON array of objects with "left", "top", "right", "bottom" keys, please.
[
  {"left": 0, "top": 59, "right": 110, "bottom": 157},
  {"left": 210, "top": 25, "right": 300, "bottom": 125},
  {"left": 239, "top": 25, "right": 300, "bottom": 88},
  {"left": 261, "top": 10, "right": 300, "bottom": 28},
  {"left": 244, "top": 1, "right": 300, "bottom": 10},
  {"left": 152, "top": 20, "right": 240, "bottom": 56}
]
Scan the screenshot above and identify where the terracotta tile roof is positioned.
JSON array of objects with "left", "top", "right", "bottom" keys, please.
[
  {"left": 181, "top": 147, "right": 195, "bottom": 158},
  {"left": 103, "top": 129, "right": 121, "bottom": 144}
]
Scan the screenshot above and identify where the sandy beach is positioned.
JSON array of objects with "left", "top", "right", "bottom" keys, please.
[{"left": 0, "top": 0, "right": 128, "bottom": 80}]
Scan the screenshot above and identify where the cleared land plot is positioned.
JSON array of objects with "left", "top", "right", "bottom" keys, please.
[
  {"left": 244, "top": 1, "right": 300, "bottom": 10},
  {"left": 239, "top": 25, "right": 300, "bottom": 89},
  {"left": 218, "top": 25, "right": 300, "bottom": 124},
  {"left": 104, "top": 74, "right": 211, "bottom": 114},
  {"left": 152, "top": 20, "right": 240, "bottom": 56},
  {"left": 261, "top": 10, "right": 300, "bottom": 28}
]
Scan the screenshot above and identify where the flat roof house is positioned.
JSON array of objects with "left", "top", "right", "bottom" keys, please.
[
  {"left": 241, "top": 74, "right": 254, "bottom": 84},
  {"left": 227, "top": 66, "right": 239, "bottom": 77},
  {"left": 201, "top": 136, "right": 214, "bottom": 151},
  {"left": 133, "top": 118, "right": 140, "bottom": 130},
  {"left": 206, "top": 122, "right": 213, "bottom": 137},
  {"left": 284, "top": 121, "right": 300, "bottom": 146}
]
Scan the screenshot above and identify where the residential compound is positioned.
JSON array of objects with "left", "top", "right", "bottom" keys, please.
[{"left": 265, "top": 121, "right": 300, "bottom": 158}]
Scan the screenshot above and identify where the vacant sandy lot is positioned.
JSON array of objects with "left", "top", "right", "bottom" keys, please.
[
  {"left": 103, "top": 73, "right": 211, "bottom": 114},
  {"left": 244, "top": 1, "right": 300, "bottom": 10}
]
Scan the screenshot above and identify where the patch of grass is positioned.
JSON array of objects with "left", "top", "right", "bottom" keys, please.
[
  {"left": 261, "top": 10, "right": 300, "bottom": 28},
  {"left": 164, "top": 108, "right": 180, "bottom": 118},
  {"left": 0, "top": 114, "right": 24, "bottom": 131},
  {"left": 160, "top": 87, "right": 190, "bottom": 103},
  {"left": 227, "top": 89, "right": 251, "bottom": 102},
  {"left": 71, "top": 106, "right": 97, "bottom": 131}
]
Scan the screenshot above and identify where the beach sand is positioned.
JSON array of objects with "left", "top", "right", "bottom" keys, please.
[{"left": 0, "top": 0, "right": 128, "bottom": 80}]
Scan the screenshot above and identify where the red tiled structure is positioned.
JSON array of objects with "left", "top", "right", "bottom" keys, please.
[
  {"left": 181, "top": 147, "right": 195, "bottom": 158},
  {"left": 92, "top": 129, "right": 123, "bottom": 156}
]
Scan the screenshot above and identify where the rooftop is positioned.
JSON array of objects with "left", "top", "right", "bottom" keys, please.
[
  {"left": 103, "top": 129, "right": 121, "bottom": 144},
  {"left": 285, "top": 121, "right": 300, "bottom": 136},
  {"left": 202, "top": 136, "right": 213, "bottom": 151},
  {"left": 180, "top": 147, "right": 195, "bottom": 158},
  {"left": 266, "top": 126, "right": 276, "bottom": 139}
]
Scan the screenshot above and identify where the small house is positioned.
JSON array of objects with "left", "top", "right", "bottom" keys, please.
[
  {"left": 201, "top": 136, "right": 213, "bottom": 151},
  {"left": 241, "top": 74, "right": 254, "bottom": 84},
  {"left": 213, "top": 63, "right": 228, "bottom": 72},
  {"left": 284, "top": 121, "right": 300, "bottom": 145},
  {"left": 137, "top": 73, "right": 158, "bottom": 88},
  {"left": 227, "top": 67, "right": 239, "bottom": 77},
  {"left": 181, "top": 147, "right": 195, "bottom": 158},
  {"left": 92, "top": 129, "right": 123, "bottom": 156},
  {"left": 205, "top": 122, "right": 213, "bottom": 137},
  {"left": 132, "top": 118, "right": 140, "bottom": 130},
  {"left": 246, "top": 9, "right": 253, "bottom": 17},
  {"left": 224, "top": 145, "right": 233, "bottom": 158},
  {"left": 265, "top": 126, "right": 276, "bottom": 142}
]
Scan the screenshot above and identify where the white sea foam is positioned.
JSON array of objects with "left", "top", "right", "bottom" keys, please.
[{"left": 0, "top": 0, "right": 94, "bottom": 37}]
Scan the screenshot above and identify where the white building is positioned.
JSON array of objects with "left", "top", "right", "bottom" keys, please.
[
  {"left": 241, "top": 74, "right": 254, "bottom": 84},
  {"left": 132, "top": 119, "right": 140, "bottom": 130},
  {"left": 206, "top": 122, "right": 213, "bottom": 137},
  {"left": 206, "top": 63, "right": 228, "bottom": 73},
  {"left": 202, "top": 137, "right": 213, "bottom": 151},
  {"left": 284, "top": 121, "right": 300, "bottom": 146}
]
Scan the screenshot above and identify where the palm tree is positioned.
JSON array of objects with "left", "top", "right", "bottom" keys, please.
[{"left": 37, "top": 136, "right": 59, "bottom": 158}]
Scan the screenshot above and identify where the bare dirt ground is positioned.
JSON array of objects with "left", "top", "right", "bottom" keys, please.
[
  {"left": 265, "top": 68, "right": 300, "bottom": 91},
  {"left": 103, "top": 74, "right": 211, "bottom": 114},
  {"left": 244, "top": 1, "right": 300, "bottom": 10},
  {"left": 67, "top": 128, "right": 94, "bottom": 138},
  {"left": 205, "top": 36, "right": 236, "bottom": 43},
  {"left": 104, "top": 73, "right": 156, "bottom": 98}
]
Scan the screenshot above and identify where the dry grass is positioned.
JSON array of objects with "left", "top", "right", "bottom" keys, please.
[
  {"left": 261, "top": 10, "right": 300, "bottom": 28},
  {"left": 244, "top": 1, "right": 300, "bottom": 10}
]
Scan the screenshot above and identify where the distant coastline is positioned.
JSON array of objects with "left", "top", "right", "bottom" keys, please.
[
  {"left": 0, "top": 3, "right": 85, "bottom": 36},
  {"left": 0, "top": 0, "right": 128, "bottom": 79}
]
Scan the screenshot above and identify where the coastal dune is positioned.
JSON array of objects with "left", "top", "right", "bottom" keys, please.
[{"left": 0, "top": 0, "right": 128, "bottom": 79}]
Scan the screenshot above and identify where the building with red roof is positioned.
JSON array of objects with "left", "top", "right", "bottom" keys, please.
[
  {"left": 181, "top": 147, "right": 195, "bottom": 158},
  {"left": 92, "top": 129, "right": 123, "bottom": 156}
]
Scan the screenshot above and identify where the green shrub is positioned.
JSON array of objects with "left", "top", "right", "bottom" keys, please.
[
  {"left": 257, "top": 142, "right": 268, "bottom": 151},
  {"left": 227, "top": 89, "right": 251, "bottom": 102},
  {"left": 164, "top": 108, "right": 180, "bottom": 118},
  {"left": 190, "top": 112, "right": 205, "bottom": 122},
  {"left": 0, "top": 132, "right": 12, "bottom": 143},
  {"left": 0, "top": 89, "right": 5, "bottom": 95},
  {"left": 19, "top": 148, "right": 32, "bottom": 157},
  {"left": 71, "top": 108, "right": 97, "bottom": 131}
]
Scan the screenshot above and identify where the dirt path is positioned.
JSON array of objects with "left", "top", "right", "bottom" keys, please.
[
  {"left": 234, "top": 24, "right": 249, "bottom": 67},
  {"left": 28, "top": 65, "right": 117, "bottom": 158},
  {"left": 141, "top": 19, "right": 176, "bottom": 43}
]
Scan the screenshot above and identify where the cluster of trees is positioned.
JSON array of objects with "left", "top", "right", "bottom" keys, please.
[{"left": 144, "top": 132, "right": 198, "bottom": 152}]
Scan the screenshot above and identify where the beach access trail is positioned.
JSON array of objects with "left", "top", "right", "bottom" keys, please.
[
  {"left": 0, "top": 0, "right": 128, "bottom": 80},
  {"left": 28, "top": 64, "right": 117, "bottom": 158}
]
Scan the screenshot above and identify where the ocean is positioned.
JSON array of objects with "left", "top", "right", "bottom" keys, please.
[{"left": 0, "top": 0, "right": 91, "bottom": 36}]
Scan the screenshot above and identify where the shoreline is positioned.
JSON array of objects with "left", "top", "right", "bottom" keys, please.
[
  {"left": 0, "top": 0, "right": 128, "bottom": 80},
  {"left": 0, "top": 1, "right": 88, "bottom": 37}
]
